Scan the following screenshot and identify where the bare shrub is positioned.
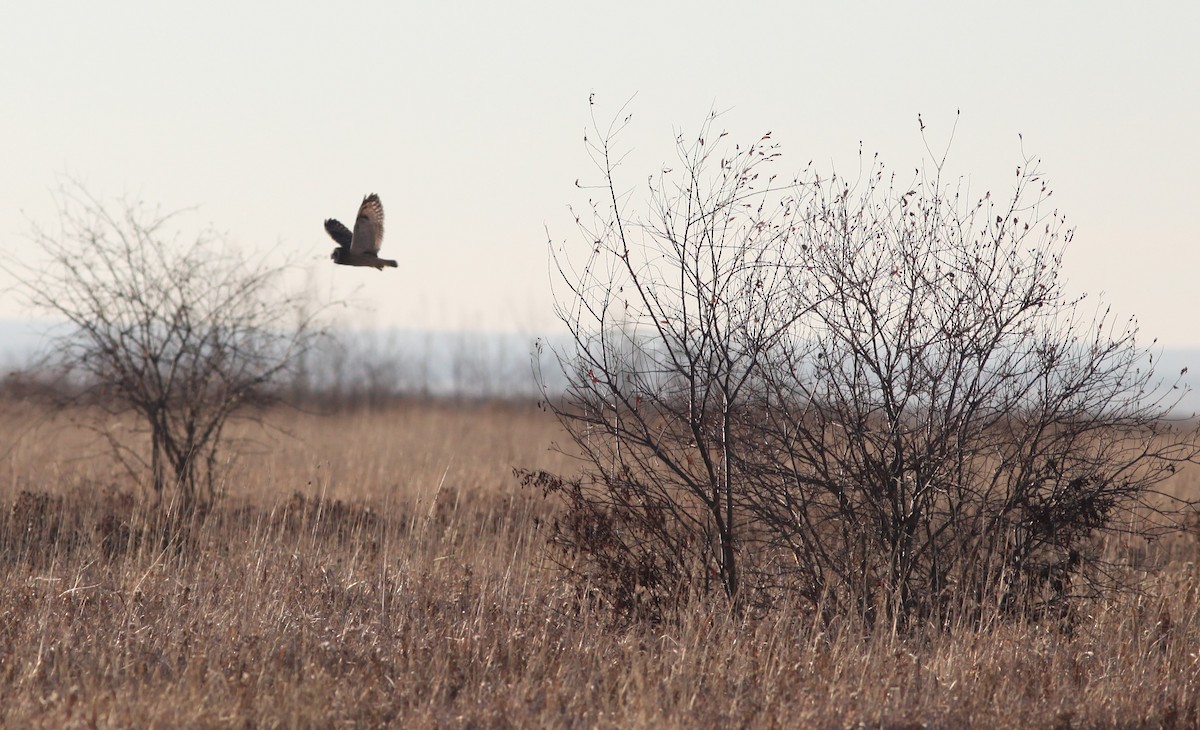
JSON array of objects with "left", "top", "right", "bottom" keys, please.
[
  {"left": 526, "top": 106, "right": 1198, "bottom": 626},
  {"left": 12, "top": 183, "right": 324, "bottom": 512},
  {"left": 745, "top": 140, "right": 1198, "bottom": 628}
]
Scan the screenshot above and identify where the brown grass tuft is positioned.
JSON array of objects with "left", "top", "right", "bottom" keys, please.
[{"left": 0, "top": 400, "right": 1197, "bottom": 727}]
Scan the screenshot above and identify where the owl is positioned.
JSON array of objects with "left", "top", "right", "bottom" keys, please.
[{"left": 325, "top": 193, "right": 397, "bottom": 270}]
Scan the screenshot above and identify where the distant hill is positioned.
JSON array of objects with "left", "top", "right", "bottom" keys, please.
[
  {"left": 0, "top": 319, "right": 59, "bottom": 368},
  {"left": 1, "top": 319, "right": 1197, "bottom": 412}
]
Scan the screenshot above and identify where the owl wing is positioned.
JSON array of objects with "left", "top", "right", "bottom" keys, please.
[
  {"left": 324, "top": 218, "right": 353, "bottom": 248},
  {"left": 350, "top": 193, "right": 385, "bottom": 254}
]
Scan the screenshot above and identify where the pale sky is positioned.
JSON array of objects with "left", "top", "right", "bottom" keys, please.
[{"left": 3, "top": 1, "right": 1198, "bottom": 345}]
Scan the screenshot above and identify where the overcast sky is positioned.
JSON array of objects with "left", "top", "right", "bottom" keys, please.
[{"left": 3, "top": 1, "right": 1198, "bottom": 345}]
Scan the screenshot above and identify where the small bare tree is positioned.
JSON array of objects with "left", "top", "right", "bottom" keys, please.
[
  {"left": 15, "top": 184, "right": 323, "bottom": 512},
  {"left": 524, "top": 106, "right": 1197, "bottom": 626},
  {"left": 523, "top": 104, "right": 812, "bottom": 618}
]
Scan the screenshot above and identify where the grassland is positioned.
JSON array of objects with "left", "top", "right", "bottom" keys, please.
[{"left": 0, "top": 400, "right": 1197, "bottom": 728}]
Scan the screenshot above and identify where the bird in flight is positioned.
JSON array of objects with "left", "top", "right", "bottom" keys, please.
[{"left": 325, "top": 193, "right": 397, "bottom": 270}]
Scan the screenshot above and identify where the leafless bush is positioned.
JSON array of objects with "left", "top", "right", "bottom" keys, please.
[
  {"left": 525, "top": 107, "right": 1198, "bottom": 626},
  {"left": 12, "top": 183, "right": 324, "bottom": 512},
  {"left": 745, "top": 137, "right": 1197, "bottom": 628},
  {"left": 523, "top": 104, "right": 809, "bottom": 619}
]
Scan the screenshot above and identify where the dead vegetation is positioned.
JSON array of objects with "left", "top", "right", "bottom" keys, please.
[
  {"left": 539, "top": 111, "right": 1199, "bottom": 634},
  {"left": 0, "top": 400, "right": 1198, "bottom": 728}
]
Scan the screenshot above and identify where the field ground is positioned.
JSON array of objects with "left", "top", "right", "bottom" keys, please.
[{"left": 0, "top": 400, "right": 1198, "bottom": 728}]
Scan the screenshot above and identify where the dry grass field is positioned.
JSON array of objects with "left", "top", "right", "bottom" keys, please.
[{"left": 1, "top": 399, "right": 1198, "bottom": 728}]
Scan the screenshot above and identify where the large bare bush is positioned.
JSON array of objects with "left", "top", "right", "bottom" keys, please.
[
  {"left": 523, "top": 108, "right": 1198, "bottom": 626},
  {"left": 746, "top": 142, "right": 1197, "bottom": 628},
  {"left": 15, "top": 185, "right": 322, "bottom": 511}
]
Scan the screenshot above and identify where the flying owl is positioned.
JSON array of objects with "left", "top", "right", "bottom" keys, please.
[{"left": 325, "top": 193, "right": 397, "bottom": 270}]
